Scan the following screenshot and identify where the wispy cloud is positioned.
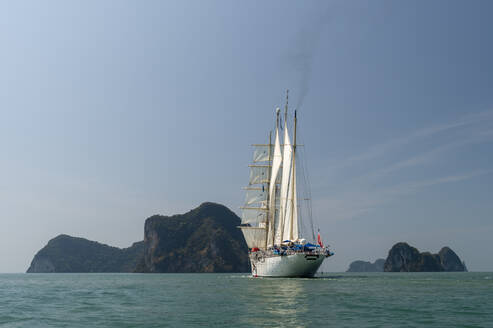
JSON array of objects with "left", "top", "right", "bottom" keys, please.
[
  {"left": 314, "top": 110, "right": 493, "bottom": 221},
  {"left": 360, "top": 127, "right": 493, "bottom": 183},
  {"left": 327, "top": 109, "right": 493, "bottom": 171},
  {"left": 316, "top": 169, "right": 492, "bottom": 221},
  {"left": 401, "top": 170, "right": 492, "bottom": 191}
]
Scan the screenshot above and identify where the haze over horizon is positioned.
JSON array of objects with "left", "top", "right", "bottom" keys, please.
[{"left": 1, "top": 0, "right": 492, "bottom": 272}]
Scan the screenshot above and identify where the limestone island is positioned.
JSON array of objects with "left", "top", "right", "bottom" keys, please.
[
  {"left": 384, "top": 242, "right": 467, "bottom": 272},
  {"left": 347, "top": 242, "right": 467, "bottom": 272},
  {"left": 346, "top": 259, "right": 385, "bottom": 272},
  {"left": 27, "top": 202, "right": 249, "bottom": 273}
]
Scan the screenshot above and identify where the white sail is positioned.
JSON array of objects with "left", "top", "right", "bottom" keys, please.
[
  {"left": 244, "top": 187, "right": 267, "bottom": 206},
  {"left": 277, "top": 123, "right": 293, "bottom": 244},
  {"left": 240, "top": 227, "right": 267, "bottom": 249},
  {"left": 252, "top": 145, "right": 272, "bottom": 163},
  {"left": 241, "top": 207, "right": 268, "bottom": 225},
  {"left": 248, "top": 165, "right": 270, "bottom": 185},
  {"left": 267, "top": 123, "right": 282, "bottom": 246}
]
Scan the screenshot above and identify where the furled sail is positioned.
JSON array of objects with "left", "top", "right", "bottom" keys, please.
[{"left": 267, "top": 122, "right": 282, "bottom": 246}]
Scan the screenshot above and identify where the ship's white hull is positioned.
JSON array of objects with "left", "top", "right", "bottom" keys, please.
[{"left": 250, "top": 253, "right": 325, "bottom": 278}]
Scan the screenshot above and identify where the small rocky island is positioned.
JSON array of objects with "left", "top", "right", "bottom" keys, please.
[
  {"left": 27, "top": 202, "right": 249, "bottom": 273},
  {"left": 347, "top": 242, "right": 467, "bottom": 272},
  {"left": 384, "top": 242, "right": 467, "bottom": 272},
  {"left": 346, "top": 259, "right": 385, "bottom": 272}
]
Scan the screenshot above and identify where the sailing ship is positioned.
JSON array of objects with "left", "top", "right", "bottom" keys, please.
[{"left": 239, "top": 92, "right": 333, "bottom": 277}]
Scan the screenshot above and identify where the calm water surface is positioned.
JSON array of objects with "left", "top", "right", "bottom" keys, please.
[{"left": 1, "top": 272, "right": 492, "bottom": 327}]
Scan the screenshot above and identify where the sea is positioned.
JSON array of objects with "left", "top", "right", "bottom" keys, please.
[{"left": 1, "top": 272, "right": 492, "bottom": 327}]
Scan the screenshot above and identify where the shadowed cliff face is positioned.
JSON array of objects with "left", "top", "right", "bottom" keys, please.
[
  {"left": 384, "top": 242, "right": 467, "bottom": 272},
  {"left": 384, "top": 243, "right": 422, "bottom": 272},
  {"left": 439, "top": 247, "right": 468, "bottom": 272},
  {"left": 138, "top": 202, "right": 249, "bottom": 273}
]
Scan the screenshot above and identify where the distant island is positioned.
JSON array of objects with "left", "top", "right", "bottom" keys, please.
[
  {"left": 346, "top": 259, "right": 385, "bottom": 272},
  {"left": 384, "top": 242, "right": 467, "bottom": 272},
  {"left": 347, "top": 242, "right": 467, "bottom": 272},
  {"left": 28, "top": 202, "right": 249, "bottom": 273}
]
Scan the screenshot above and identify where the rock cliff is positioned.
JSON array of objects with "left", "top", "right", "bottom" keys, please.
[
  {"left": 346, "top": 259, "right": 385, "bottom": 272},
  {"left": 136, "top": 202, "right": 249, "bottom": 273},
  {"left": 27, "top": 202, "right": 249, "bottom": 273},
  {"left": 383, "top": 242, "right": 467, "bottom": 272},
  {"left": 439, "top": 247, "right": 468, "bottom": 272},
  {"left": 27, "top": 235, "right": 144, "bottom": 273}
]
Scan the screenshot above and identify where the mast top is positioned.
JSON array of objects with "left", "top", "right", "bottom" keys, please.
[
  {"left": 285, "top": 89, "right": 289, "bottom": 109},
  {"left": 276, "top": 107, "right": 280, "bottom": 128},
  {"left": 284, "top": 90, "right": 289, "bottom": 124}
]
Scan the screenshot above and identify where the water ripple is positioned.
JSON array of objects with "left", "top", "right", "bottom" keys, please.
[{"left": 0, "top": 272, "right": 492, "bottom": 327}]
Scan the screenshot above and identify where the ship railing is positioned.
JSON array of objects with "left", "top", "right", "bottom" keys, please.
[{"left": 251, "top": 246, "right": 331, "bottom": 257}]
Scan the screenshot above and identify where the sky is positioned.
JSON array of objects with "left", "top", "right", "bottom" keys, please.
[{"left": 1, "top": 0, "right": 492, "bottom": 272}]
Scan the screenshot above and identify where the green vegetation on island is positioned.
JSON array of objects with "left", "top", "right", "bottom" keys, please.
[
  {"left": 27, "top": 235, "right": 144, "bottom": 273},
  {"left": 27, "top": 202, "right": 249, "bottom": 273},
  {"left": 136, "top": 202, "right": 249, "bottom": 273}
]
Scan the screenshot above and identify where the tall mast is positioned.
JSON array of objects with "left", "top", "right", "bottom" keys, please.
[
  {"left": 271, "top": 109, "right": 280, "bottom": 246},
  {"left": 265, "top": 130, "right": 272, "bottom": 249},
  {"left": 289, "top": 110, "right": 297, "bottom": 240},
  {"left": 278, "top": 90, "right": 289, "bottom": 242},
  {"left": 284, "top": 90, "right": 289, "bottom": 128}
]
